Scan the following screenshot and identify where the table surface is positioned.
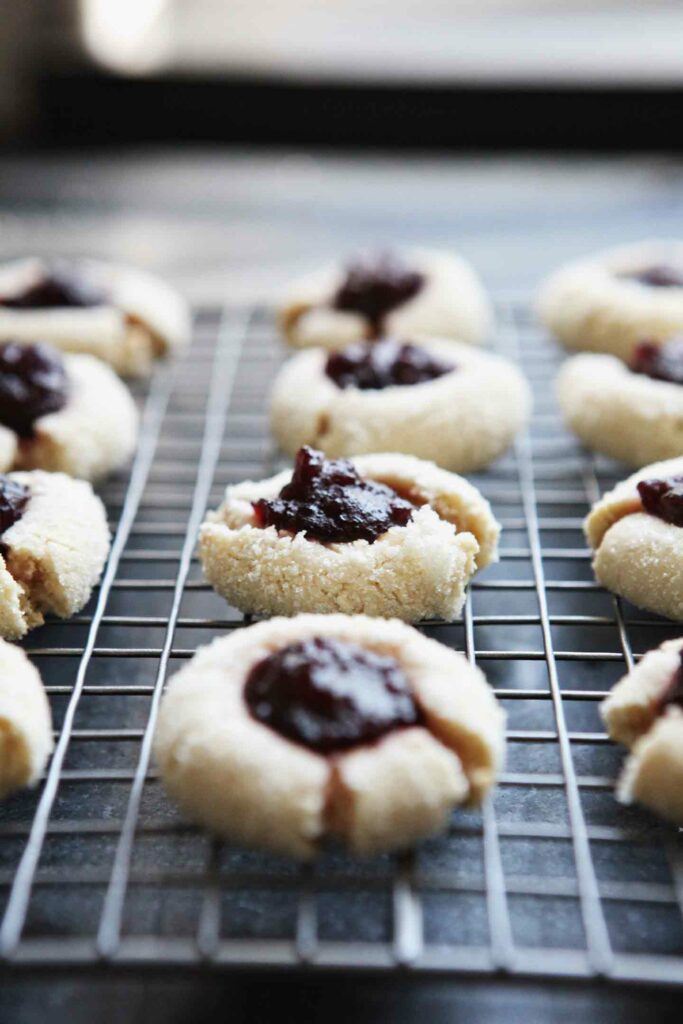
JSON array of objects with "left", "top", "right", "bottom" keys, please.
[{"left": 0, "top": 146, "right": 681, "bottom": 1023}]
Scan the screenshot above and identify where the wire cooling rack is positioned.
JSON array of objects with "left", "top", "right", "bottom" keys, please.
[{"left": 0, "top": 298, "right": 682, "bottom": 985}]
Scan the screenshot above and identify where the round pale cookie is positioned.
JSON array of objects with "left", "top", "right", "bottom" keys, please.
[
  {"left": 199, "top": 452, "right": 500, "bottom": 622},
  {"left": 271, "top": 338, "right": 531, "bottom": 472},
  {"left": 0, "top": 258, "right": 190, "bottom": 376},
  {"left": 538, "top": 239, "right": 683, "bottom": 362},
  {"left": 0, "top": 470, "right": 110, "bottom": 639},
  {"left": 557, "top": 352, "right": 683, "bottom": 467},
  {"left": 153, "top": 614, "right": 505, "bottom": 858},
  {"left": 279, "top": 248, "right": 492, "bottom": 350},
  {"left": 585, "top": 456, "right": 683, "bottom": 620},
  {"left": 601, "top": 638, "right": 683, "bottom": 825},
  {"left": 0, "top": 639, "right": 52, "bottom": 798},
  {"left": 0, "top": 350, "right": 139, "bottom": 482}
]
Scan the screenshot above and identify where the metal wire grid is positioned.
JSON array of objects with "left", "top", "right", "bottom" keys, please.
[{"left": 0, "top": 299, "right": 681, "bottom": 984}]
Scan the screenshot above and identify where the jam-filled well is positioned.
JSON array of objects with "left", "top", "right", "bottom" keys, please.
[
  {"left": 0, "top": 342, "right": 69, "bottom": 437},
  {"left": 245, "top": 636, "right": 421, "bottom": 753},
  {"left": 325, "top": 338, "right": 454, "bottom": 391},
  {"left": 252, "top": 446, "right": 414, "bottom": 544},
  {"left": 0, "top": 476, "right": 30, "bottom": 553},
  {"left": 658, "top": 651, "right": 683, "bottom": 714},
  {"left": 637, "top": 475, "right": 683, "bottom": 527},
  {"left": 333, "top": 253, "right": 424, "bottom": 337},
  {"left": 631, "top": 339, "right": 683, "bottom": 385},
  {"left": 619, "top": 265, "right": 683, "bottom": 289},
  {"left": 0, "top": 265, "right": 106, "bottom": 309}
]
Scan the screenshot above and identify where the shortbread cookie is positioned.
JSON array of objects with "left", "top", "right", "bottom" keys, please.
[
  {"left": 585, "top": 456, "right": 683, "bottom": 619},
  {"left": 557, "top": 341, "right": 683, "bottom": 467},
  {"left": 154, "top": 614, "right": 505, "bottom": 857},
  {"left": 0, "top": 341, "right": 138, "bottom": 481},
  {"left": 0, "top": 258, "right": 190, "bottom": 376},
  {"left": 539, "top": 239, "right": 683, "bottom": 362},
  {"left": 271, "top": 337, "right": 531, "bottom": 472},
  {"left": 199, "top": 446, "right": 500, "bottom": 622},
  {"left": 0, "top": 639, "right": 53, "bottom": 798},
  {"left": 0, "top": 470, "right": 110, "bottom": 639},
  {"left": 279, "top": 248, "right": 492, "bottom": 350},
  {"left": 601, "top": 638, "right": 683, "bottom": 825}
]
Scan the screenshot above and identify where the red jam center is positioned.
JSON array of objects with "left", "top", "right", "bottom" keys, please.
[
  {"left": 631, "top": 339, "right": 683, "bottom": 385},
  {"left": 658, "top": 652, "right": 683, "bottom": 714},
  {"left": 637, "top": 475, "right": 683, "bottom": 527},
  {"left": 0, "top": 342, "right": 69, "bottom": 438},
  {"left": 620, "top": 265, "right": 683, "bottom": 288},
  {"left": 244, "top": 636, "right": 421, "bottom": 753},
  {"left": 0, "top": 476, "right": 29, "bottom": 553},
  {"left": 0, "top": 266, "right": 106, "bottom": 309},
  {"left": 333, "top": 253, "right": 424, "bottom": 338},
  {"left": 252, "top": 446, "right": 414, "bottom": 544},
  {"left": 325, "top": 338, "right": 454, "bottom": 390}
]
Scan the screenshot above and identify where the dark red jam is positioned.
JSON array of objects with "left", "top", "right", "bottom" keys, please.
[
  {"left": 333, "top": 253, "right": 424, "bottom": 337},
  {"left": 0, "top": 476, "right": 29, "bottom": 554},
  {"left": 637, "top": 475, "right": 683, "bottom": 527},
  {"left": 252, "top": 446, "right": 414, "bottom": 544},
  {"left": 244, "top": 636, "right": 421, "bottom": 753},
  {"left": 325, "top": 338, "right": 454, "bottom": 391},
  {"left": 631, "top": 339, "right": 683, "bottom": 385},
  {"left": 658, "top": 652, "right": 683, "bottom": 714},
  {"left": 0, "top": 342, "right": 69, "bottom": 437},
  {"left": 620, "top": 265, "right": 683, "bottom": 289},
  {"left": 0, "top": 266, "right": 106, "bottom": 309}
]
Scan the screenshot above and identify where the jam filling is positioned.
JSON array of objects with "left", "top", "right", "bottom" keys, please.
[
  {"left": 325, "top": 338, "right": 454, "bottom": 391},
  {"left": 637, "top": 475, "right": 683, "bottom": 527},
  {"left": 631, "top": 339, "right": 683, "bottom": 385},
  {"left": 252, "top": 446, "right": 414, "bottom": 544},
  {"left": 0, "top": 476, "right": 30, "bottom": 555},
  {"left": 658, "top": 652, "right": 683, "bottom": 714},
  {"left": 244, "top": 636, "right": 421, "bottom": 753},
  {"left": 333, "top": 253, "right": 424, "bottom": 338},
  {"left": 0, "top": 342, "right": 69, "bottom": 438},
  {"left": 0, "top": 265, "right": 106, "bottom": 309}
]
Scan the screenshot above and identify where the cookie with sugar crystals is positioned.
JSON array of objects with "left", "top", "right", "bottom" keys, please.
[
  {"left": 0, "top": 257, "right": 189, "bottom": 377},
  {"left": 279, "top": 248, "right": 492, "bottom": 350},
  {"left": 0, "top": 469, "right": 110, "bottom": 639},
  {"left": 0, "top": 639, "right": 53, "bottom": 798},
  {"left": 585, "top": 456, "right": 683, "bottom": 620},
  {"left": 271, "top": 337, "right": 531, "bottom": 473},
  {"left": 538, "top": 239, "right": 683, "bottom": 362},
  {"left": 154, "top": 614, "right": 505, "bottom": 858},
  {"left": 602, "top": 638, "right": 683, "bottom": 825},
  {"left": 0, "top": 341, "right": 138, "bottom": 482},
  {"left": 199, "top": 446, "right": 500, "bottom": 623}
]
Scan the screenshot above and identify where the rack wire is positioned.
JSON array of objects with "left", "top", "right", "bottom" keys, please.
[{"left": 0, "top": 298, "right": 682, "bottom": 984}]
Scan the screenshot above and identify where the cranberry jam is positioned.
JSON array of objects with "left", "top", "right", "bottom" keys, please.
[
  {"left": 0, "top": 476, "right": 29, "bottom": 553},
  {"left": 658, "top": 652, "right": 683, "bottom": 714},
  {"left": 325, "top": 338, "right": 454, "bottom": 391},
  {"left": 631, "top": 339, "right": 683, "bottom": 385},
  {"left": 0, "top": 266, "right": 106, "bottom": 309},
  {"left": 245, "top": 636, "right": 421, "bottom": 753},
  {"left": 620, "top": 265, "right": 683, "bottom": 289},
  {"left": 333, "top": 253, "right": 424, "bottom": 337},
  {"left": 252, "top": 446, "right": 414, "bottom": 544},
  {"left": 0, "top": 342, "right": 69, "bottom": 438},
  {"left": 637, "top": 476, "right": 683, "bottom": 527}
]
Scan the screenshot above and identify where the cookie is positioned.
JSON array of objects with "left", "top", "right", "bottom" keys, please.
[
  {"left": 557, "top": 348, "right": 683, "bottom": 467},
  {"left": 0, "top": 342, "right": 138, "bottom": 481},
  {"left": 199, "top": 446, "right": 499, "bottom": 622},
  {"left": 0, "top": 639, "right": 53, "bottom": 798},
  {"left": 279, "top": 248, "right": 492, "bottom": 350},
  {"left": 585, "top": 456, "right": 683, "bottom": 620},
  {"left": 0, "top": 470, "right": 110, "bottom": 639},
  {"left": 153, "top": 614, "right": 505, "bottom": 857},
  {"left": 271, "top": 337, "right": 531, "bottom": 472},
  {"left": 601, "top": 638, "right": 683, "bottom": 825},
  {"left": 0, "top": 258, "right": 190, "bottom": 376},
  {"left": 538, "top": 239, "right": 683, "bottom": 362}
]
